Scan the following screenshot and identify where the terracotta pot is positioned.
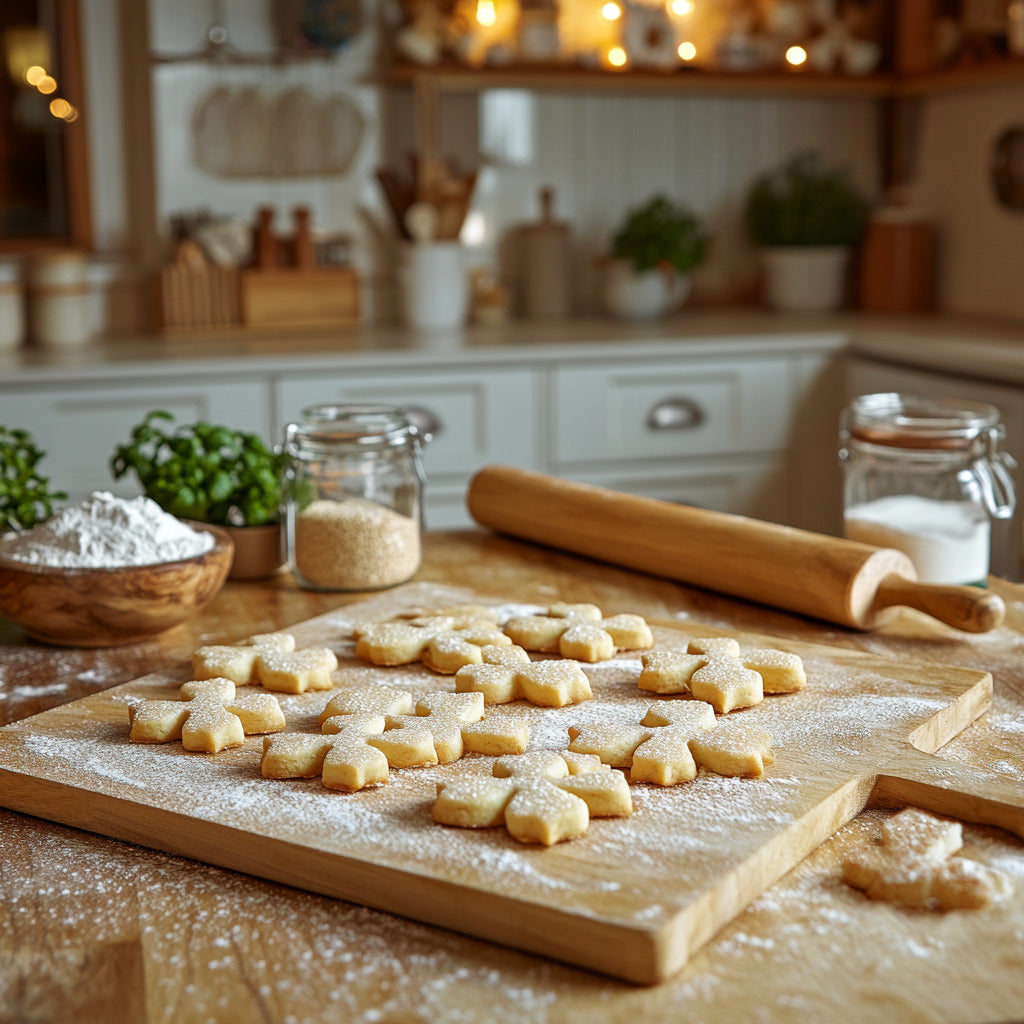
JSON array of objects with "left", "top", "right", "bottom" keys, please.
[{"left": 225, "top": 523, "right": 284, "bottom": 581}]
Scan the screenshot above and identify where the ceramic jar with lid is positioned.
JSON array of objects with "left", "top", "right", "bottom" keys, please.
[
  {"left": 283, "top": 404, "right": 427, "bottom": 591},
  {"left": 0, "top": 261, "right": 24, "bottom": 351},
  {"left": 28, "top": 249, "right": 93, "bottom": 348},
  {"left": 838, "top": 393, "right": 1016, "bottom": 586}
]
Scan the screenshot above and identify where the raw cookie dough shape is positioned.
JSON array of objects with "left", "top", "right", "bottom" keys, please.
[
  {"left": 638, "top": 638, "right": 805, "bottom": 713},
  {"left": 192, "top": 632, "right": 339, "bottom": 694},
  {"left": 354, "top": 613, "right": 512, "bottom": 674},
  {"left": 568, "top": 701, "right": 774, "bottom": 784},
  {"left": 503, "top": 603, "right": 654, "bottom": 663},
  {"left": 842, "top": 807, "right": 1012, "bottom": 910},
  {"left": 455, "top": 645, "right": 593, "bottom": 707},
  {"left": 432, "top": 749, "right": 633, "bottom": 846},
  {"left": 261, "top": 688, "right": 530, "bottom": 791},
  {"left": 128, "top": 677, "right": 286, "bottom": 754}
]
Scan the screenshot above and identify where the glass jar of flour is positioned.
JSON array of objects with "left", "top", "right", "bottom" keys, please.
[
  {"left": 839, "top": 393, "right": 1016, "bottom": 586},
  {"left": 284, "top": 404, "right": 426, "bottom": 591}
]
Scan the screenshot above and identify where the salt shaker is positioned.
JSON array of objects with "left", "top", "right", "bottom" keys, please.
[
  {"left": 838, "top": 393, "right": 1016, "bottom": 586},
  {"left": 284, "top": 404, "right": 426, "bottom": 591}
]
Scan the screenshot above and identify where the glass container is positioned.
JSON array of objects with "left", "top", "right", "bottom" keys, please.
[
  {"left": 839, "top": 393, "right": 1016, "bottom": 586},
  {"left": 284, "top": 404, "right": 426, "bottom": 591}
]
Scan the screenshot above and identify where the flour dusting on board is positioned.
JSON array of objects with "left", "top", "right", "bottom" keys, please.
[{"left": 0, "top": 581, "right": 1008, "bottom": 988}]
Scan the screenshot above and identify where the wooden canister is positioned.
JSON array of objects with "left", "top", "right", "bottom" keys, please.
[
  {"left": 518, "top": 187, "right": 573, "bottom": 318},
  {"left": 858, "top": 207, "right": 936, "bottom": 314}
]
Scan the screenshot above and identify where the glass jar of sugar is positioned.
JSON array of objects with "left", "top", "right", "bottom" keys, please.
[
  {"left": 283, "top": 404, "right": 426, "bottom": 591},
  {"left": 839, "top": 393, "right": 1016, "bottom": 586}
]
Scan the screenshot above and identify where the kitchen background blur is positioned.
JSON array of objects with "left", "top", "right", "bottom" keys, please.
[
  {"left": 3, "top": 0, "right": 1024, "bottom": 581},
  {"left": 3, "top": 0, "right": 1024, "bottom": 331}
]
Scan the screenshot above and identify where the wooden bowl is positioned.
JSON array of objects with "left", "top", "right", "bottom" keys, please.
[{"left": 0, "top": 523, "right": 233, "bottom": 647}]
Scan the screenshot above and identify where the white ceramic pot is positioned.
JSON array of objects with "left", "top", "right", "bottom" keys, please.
[
  {"left": 759, "top": 245, "right": 850, "bottom": 313},
  {"left": 399, "top": 241, "right": 468, "bottom": 332},
  {"left": 605, "top": 260, "right": 691, "bottom": 320}
]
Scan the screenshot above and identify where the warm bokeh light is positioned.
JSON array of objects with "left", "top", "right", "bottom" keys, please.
[
  {"left": 785, "top": 45, "right": 807, "bottom": 66},
  {"left": 678, "top": 40, "right": 697, "bottom": 61},
  {"left": 669, "top": 0, "right": 693, "bottom": 14},
  {"left": 49, "top": 97, "right": 72, "bottom": 119},
  {"left": 476, "top": 0, "right": 496, "bottom": 26},
  {"left": 602, "top": 2, "right": 622, "bottom": 21},
  {"left": 607, "top": 45, "right": 627, "bottom": 67},
  {"left": 24, "top": 64, "right": 46, "bottom": 86},
  {"left": 36, "top": 74, "right": 57, "bottom": 94}
]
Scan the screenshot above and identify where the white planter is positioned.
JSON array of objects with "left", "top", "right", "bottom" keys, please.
[
  {"left": 605, "top": 260, "right": 691, "bottom": 320},
  {"left": 759, "top": 246, "right": 850, "bottom": 313}
]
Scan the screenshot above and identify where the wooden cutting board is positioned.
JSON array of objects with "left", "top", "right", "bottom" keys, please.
[{"left": 1, "top": 582, "right": 1022, "bottom": 986}]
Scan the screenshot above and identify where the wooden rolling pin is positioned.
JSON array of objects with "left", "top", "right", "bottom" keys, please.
[{"left": 466, "top": 466, "right": 1005, "bottom": 633}]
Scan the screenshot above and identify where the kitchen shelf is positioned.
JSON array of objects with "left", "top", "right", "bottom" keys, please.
[{"left": 387, "top": 61, "right": 897, "bottom": 99}]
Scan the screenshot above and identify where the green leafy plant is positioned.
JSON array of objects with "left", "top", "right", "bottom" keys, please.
[
  {"left": 745, "top": 151, "right": 870, "bottom": 248},
  {"left": 0, "top": 427, "right": 67, "bottom": 531},
  {"left": 110, "top": 411, "right": 286, "bottom": 527},
  {"left": 611, "top": 195, "right": 708, "bottom": 275}
]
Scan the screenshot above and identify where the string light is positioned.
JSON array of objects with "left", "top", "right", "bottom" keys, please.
[
  {"left": 36, "top": 74, "right": 57, "bottom": 95},
  {"left": 476, "top": 0, "right": 496, "bottom": 26},
  {"left": 607, "top": 45, "right": 627, "bottom": 66},
  {"left": 785, "top": 45, "right": 807, "bottom": 66},
  {"left": 678, "top": 40, "right": 697, "bottom": 61},
  {"left": 602, "top": 2, "right": 622, "bottom": 21},
  {"left": 24, "top": 64, "right": 45, "bottom": 86},
  {"left": 669, "top": 0, "right": 692, "bottom": 14}
]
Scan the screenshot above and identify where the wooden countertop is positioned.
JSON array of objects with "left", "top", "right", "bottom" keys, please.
[{"left": 2, "top": 530, "right": 1023, "bottom": 1022}]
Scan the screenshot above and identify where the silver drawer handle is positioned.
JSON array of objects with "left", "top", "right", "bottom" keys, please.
[
  {"left": 402, "top": 405, "right": 443, "bottom": 445},
  {"left": 646, "top": 397, "right": 705, "bottom": 431}
]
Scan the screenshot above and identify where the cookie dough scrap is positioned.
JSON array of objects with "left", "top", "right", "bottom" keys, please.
[
  {"left": 503, "top": 603, "right": 654, "bottom": 662},
  {"left": 842, "top": 807, "right": 1012, "bottom": 910},
  {"left": 638, "top": 639, "right": 805, "bottom": 713},
  {"left": 128, "top": 677, "right": 286, "bottom": 754},
  {"left": 262, "top": 688, "right": 529, "bottom": 792},
  {"left": 568, "top": 701, "right": 773, "bottom": 783},
  {"left": 432, "top": 750, "right": 633, "bottom": 846},
  {"left": 192, "top": 632, "right": 339, "bottom": 694},
  {"left": 354, "top": 614, "right": 511, "bottom": 674},
  {"left": 455, "top": 646, "right": 593, "bottom": 708}
]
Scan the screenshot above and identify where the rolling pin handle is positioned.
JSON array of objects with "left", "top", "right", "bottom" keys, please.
[{"left": 873, "top": 575, "right": 1005, "bottom": 633}]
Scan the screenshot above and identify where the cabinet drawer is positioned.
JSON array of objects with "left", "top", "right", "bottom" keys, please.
[
  {"left": 0, "top": 380, "right": 270, "bottom": 505},
  {"left": 275, "top": 368, "right": 537, "bottom": 484},
  {"left": 568, "top": 455, "right": 790, "bottom": 524},
  {"left": 553, "top": 358, "right": 791, "bottom": 464}
]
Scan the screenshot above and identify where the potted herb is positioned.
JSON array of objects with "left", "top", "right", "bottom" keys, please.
[
  {"left": 0, "top": 427, "right": 67, "bottom": 532},
  {"left": 744, "top": 151, "right": 871, "bottom": 312},
  {"left": 606, "top": 195, "right": 708, "bottom": 319},
  {"left": 110, "top": 411, "right": 287, "bottom": 579}
]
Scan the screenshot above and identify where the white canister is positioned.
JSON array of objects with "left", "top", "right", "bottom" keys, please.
[
  {"left": 0, "top": 261, "right": 25, "bottom": 351},
  {"left": 28, "top": 249, "right": 93, "bottom": 348},
  {"left": 399, "top": 242, "right": 468, "bottom": 332}
]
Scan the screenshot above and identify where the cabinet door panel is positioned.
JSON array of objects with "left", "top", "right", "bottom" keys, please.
[
  {"left": 553, "top": 358, "right": 791, "bottom": 463},
  {"left": 0, "top": 381, "right": 270, "bottom": 504}
]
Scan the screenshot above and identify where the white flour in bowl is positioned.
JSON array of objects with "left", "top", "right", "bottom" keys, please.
[{"left": 0, "top": 491, "right": 215, "bottom": 568}]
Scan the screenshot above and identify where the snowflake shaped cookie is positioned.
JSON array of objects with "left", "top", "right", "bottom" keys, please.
[
  {"left": 128, "top": 678, "right": 286, "bottom": 754},
  {"left": 503, "top": 602, "right": 653, "bottom": 662},
  {"left": 192, "top": 632, "right": 339, "bottom": 694},
  {"left": 568, "top": 701, "right": 774, "bottom": 783},
  {"left": 842, "top": 807, "right": 1011, "bottom": 910},
  {"left": 261, "top": 688, "right": 529, "bottom": 792},
  {"left": 454, "top": 644, "right": 593, "bottom": 708},
  {"left": 432, "top": 749, "right": 633, "bottom": 846},
  {"left": 354, "top": 608, "right": 512, "bottom": 674},
  {"left": 638, "top": 637, "right": 806, "bottom": 713}
]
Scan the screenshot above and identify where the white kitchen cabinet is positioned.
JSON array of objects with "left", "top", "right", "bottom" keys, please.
[
  {"left": 0, "top": 379, "right": 270, "bottom": 506},
  {"left": 844, "top": 355, "right": 1024, "bottom": 579},
  {"left": 274, "top": 366, "right": 539, "bottom": 529}
]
